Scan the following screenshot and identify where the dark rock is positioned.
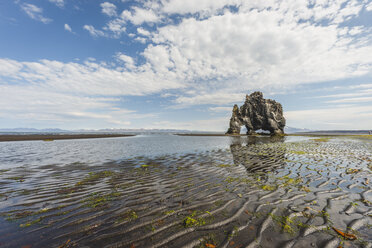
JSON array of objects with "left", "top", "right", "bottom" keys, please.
[{"left": 226, "top": 91, "right": 285, "bottom": 135}]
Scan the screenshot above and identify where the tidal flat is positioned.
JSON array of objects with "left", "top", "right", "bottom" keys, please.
[{"left": 0, "top": 135, "right": 371, "bottom": 247}]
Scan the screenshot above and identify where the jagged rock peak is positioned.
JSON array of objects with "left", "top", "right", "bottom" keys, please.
[{"left": 226, "top": 91, "right": 286, "bottom": 135}]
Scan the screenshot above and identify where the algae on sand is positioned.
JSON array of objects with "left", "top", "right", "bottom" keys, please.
[{"left": 0, "top": 136, "right": 371, "bottom": 247}]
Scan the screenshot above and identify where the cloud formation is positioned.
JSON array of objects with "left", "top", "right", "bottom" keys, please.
[
  {"left": 149, "top": 4, "right": 371, "bottom": 91},
  {"left": 285, "top": 105, "right": 372, "bottom": 130},
  {"left": 0, "top": 58, "right": 183, "bottom": 96},
  {"left": 0, "top": 84, "right": 136, "bottom": 128},
  {"left": 64, "top": 23, "right": 72, "bottom": 32},
  {"left": 20, "top": 3, "right": 52, "bottom": 24},
  {"left": 3, "top": 0, "right": 372, "bottom": 129},
  {"left": 83, "top": 25, "right": 106, "bottom": 37},
  {"left": 49, "top": 0, "right": 65, "bottom": 8},
  {"left": 101, "top": 2, "right": 117, "bottom": 17},
  {"left": 83, "top": 0, "right": 372, "bottom": 100}
]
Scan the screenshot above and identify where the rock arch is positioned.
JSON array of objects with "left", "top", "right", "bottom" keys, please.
[{"left": 226, "top": 92, "right": 285, "bottom": 135}]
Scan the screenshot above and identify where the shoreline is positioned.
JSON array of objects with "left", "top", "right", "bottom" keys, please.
[
  {"left": 0, "top": 137, "right": 370, "bottom": 247},
  {"left": 175, "top": 133, "right": 372, "bottom": 137},
  {"left": 0, "top": 134, "right": 135, "bottom": 142},
  {"left": 175, "top": 133, "right": 244, "bottom": 136}
]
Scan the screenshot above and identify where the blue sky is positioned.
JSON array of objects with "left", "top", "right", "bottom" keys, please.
[{"left": 0, "top": 0, "right": 371, "bottom": 131}]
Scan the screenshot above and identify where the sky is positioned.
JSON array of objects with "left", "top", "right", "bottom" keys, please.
[{"left": 0, "top": 0, "right": 371, "bottom": 131}]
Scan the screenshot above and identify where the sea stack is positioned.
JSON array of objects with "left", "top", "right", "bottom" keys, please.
[{"left": 226, "top": 91, "right": 286, "bottom": 135}]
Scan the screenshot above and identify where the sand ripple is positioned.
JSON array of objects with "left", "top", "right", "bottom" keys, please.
[{"left": 0, "top": 136, "right": 371, "bottom": 247}]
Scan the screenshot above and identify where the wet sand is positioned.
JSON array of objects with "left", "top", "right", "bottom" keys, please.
[
  {"left": 0, "top": 134, "right": 134, "bottom": 142},
  {"left": 0, "top": 136, "right": 371, "bottom": 247}
]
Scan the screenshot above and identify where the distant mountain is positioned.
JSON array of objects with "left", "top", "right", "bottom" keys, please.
[
  {"left": 298, "top": 130, "right": 371, "bottom": 135},
  {"left": 75, "top": 128, "right": 195, "bottom": 134},
  {"left": 0, "top": 127, "right": 312, "bottom": 134},
  {"left": 0, "top": 128, "right": 69, "bottom": 133},
  {"left": 5, "top": 127, "right": 368, "bottom": 135},
  {"left": 284, "top": 126, "right": 313, "bottom": 133},
  {"left": 0, "top": 128, "right": 195, "bottom": 134}
]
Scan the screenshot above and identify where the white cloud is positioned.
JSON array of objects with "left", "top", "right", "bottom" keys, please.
[
  {"left": 17, "top": 1, "right": 372, "bottom": 108},
  {"left": 175, "top": 93, "right": 245, "bottom": 106},
  {"left": 83, "top": 25, "right": 106, "bottom": 37},
  {"left": 64, "top": 23, "right": 72, "bottom": 32},
  {"left": 366, "top": 2, "right": 372, "bottom": 11},
  {"left": 104, "top": 19, "right": 126, "bottom": 37},
  {"left": 0, "top": 57, "right": 183, "bottom": 128},
  {"left": 115, "top": 52, "right": 135, "bottom": 69},
  {"left": 0, "top": 85, "right": 138, "bottom": 128},
  {"left": 135, "top": 37, "right": 147, "bottom": 43},
  {"left": 285, "top": 105, "right": 372, "bottom": 130},
  {"left": 101, "top": 2, "right": 117, "bottom": 17},
  {"left": 0, "top": 59, "right": 23, "bottom": 77},
  {"left": 161, "top": 0, "right": 241, "bottom": 15},
  {"left": 348, "top": 26, "right": 364, "bottom": 35},
  {"left": 20, "top": 3, "right": 52, "bottom": 24},
  {"left": 49, "top": 0, "right": 65, "bottom": 8},
  {"left": 209, "top": 107, "right": 233, "bottom": 112},
  {"left": 349, "top": 84, "right": 372, "bottom": 89},
  {"left": 326, "top": 96, "right": 372, "bottom": 103},
  {"left": 121, "top": 7, "right": 160, "bottom": 25},
  {"left": 6, "top": 0, "right": 372, "bottom": 130},
  {"left": 316, "top": 88, "right": 372, "bottom": 98},
  {"left": 137, "top": 27, "right": 151, "bottom": 37},
  {"left": 138, "top": 2, "right": 372, "bottom": 105},
  {"left": 0, "top": 58, "right": 183, "bottom": 96},
  {"left": 146, "top": 118, "right": 229, "bottom": 131}
]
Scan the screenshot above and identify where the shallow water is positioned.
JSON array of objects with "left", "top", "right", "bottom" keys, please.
[
  {"left": 0, "top": 134, "right": 308, "bottom": 170},
  {"left": 0, "top": 135, "right": 371, "bottom": 248}
]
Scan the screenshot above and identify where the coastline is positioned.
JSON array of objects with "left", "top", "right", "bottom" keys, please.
[
  {"left": 175, "top": 133, "right": 372, "bottom": 138},
  {"left": 175, "top": 133, "right": 245, "bottom": 136},
  {"left": 0, "top": 134, "right": 135, "bottom": 142}
]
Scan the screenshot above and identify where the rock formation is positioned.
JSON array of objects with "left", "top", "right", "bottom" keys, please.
[{"left": 226, "top": 91, "right": 285, "bottom": 135}]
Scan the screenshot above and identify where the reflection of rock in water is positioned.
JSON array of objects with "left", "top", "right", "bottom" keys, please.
[{"left": 230, "top": 136, "right": 286, "bottom": 173}]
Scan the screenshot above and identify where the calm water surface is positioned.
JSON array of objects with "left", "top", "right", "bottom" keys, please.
[{"left": 0, "top": 134, "right": 309, "bottom": 169}]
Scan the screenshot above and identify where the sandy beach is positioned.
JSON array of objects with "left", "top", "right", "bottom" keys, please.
[{"left": 0, "top": 135, "right": 371, "bottom": 247}]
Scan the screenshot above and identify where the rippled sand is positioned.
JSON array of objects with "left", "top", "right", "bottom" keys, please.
[{"left": 0, "top": 136, "right": 371, "bottom": 248}]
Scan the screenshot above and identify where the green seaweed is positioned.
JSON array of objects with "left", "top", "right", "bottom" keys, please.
[
  {"left": 183, "top": 211, "right": 206, "bottom": 228},
  {"left": 164, "top": 210, "right": 175, "bottom": 215},
  {"left": 116, "top": 209, "right": 138, "bottom": 223},
  {"left": 277, "top": 176, "right": 303, "bottom": 189},
  {"left": 119, "top": 182, "right": 136, "bottom": 189},
  {"left": 269, "top": 213, "right": 298, "bottom": 235},
  {"left": 218, "top": 164, "right": 233, "bottom": 168},
  {"left": 6, "top": 176, "right": 25, "bottom": 182},
  {"left": 312, "top": 138, "right": 330, "bottom": 142},
  {"left": 75, "top": 170, "right": 115, "bottom": 187},
  {"left": 141, "top": 164, "right": 159, "bottom": 168},
  {"left": 0, "top": 169, "right": 10, "bottom": 175},
  {"left": 261, "top": 185, "right": 276, "bottom": 191},
  {"left": 19, "top": 217, "right": 43, "bottom": 228},
  {"left": 289, "top": 150, "right": 306, "bottom": 155},
  {"left": 82, "top": 191, "right": 121, "bottom": 208}
]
